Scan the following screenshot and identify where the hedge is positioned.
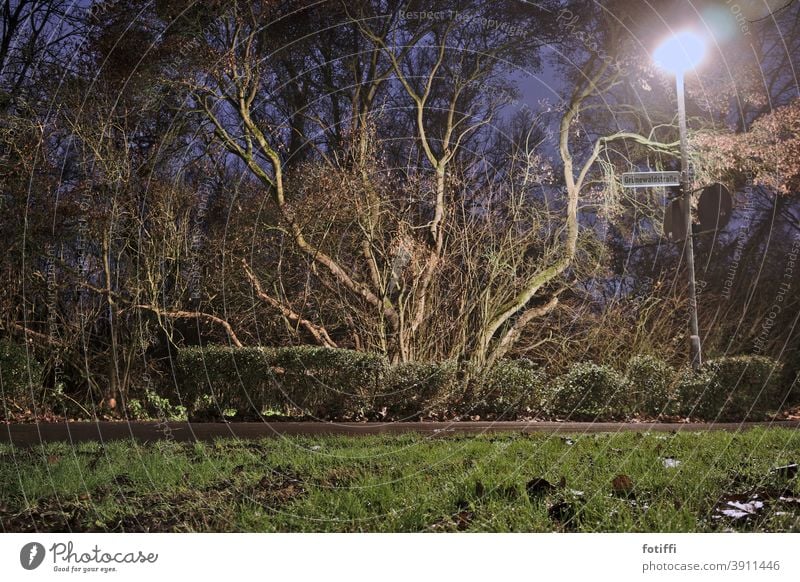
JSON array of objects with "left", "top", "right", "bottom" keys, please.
[
  {"left": 472, "top": 358, "right": 548, "bottom": 418},
  {"left": 378, "top": 360, "right": 462, "bottom": 419},
  {"left": 549, "top": 361, "right": 632, "bottom": 421},
  {"left": 273, "top": 346, "right": 387, "bottom": 418},
  {"left": 174, "top": 345, "right": 278, "bottom": 417},
  {"left": 778, "top": 346, "right": 800, "bottom": 406},
  {"left": 175, "top": 349, "right": 551, "bottom": 420},
  {"left": 175, "top": 345, "right": 387, "bottom": 419},
  {"left": 625, "top": 355, "right": 678, "bottom": 417},
  {"left": 174, "top": 347, "right": 790, "bottom": 422},
  {"left": 677, "top": 355, "right": 784, "bottom": 421}
]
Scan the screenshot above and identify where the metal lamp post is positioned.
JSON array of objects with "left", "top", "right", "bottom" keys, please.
[{"left": 654, "top": 31, "right": 706, "bottom": 370}]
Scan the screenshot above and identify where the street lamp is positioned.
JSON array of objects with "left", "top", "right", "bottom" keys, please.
[{"left": 654, "top": 30, "right": 706, "bottom": 370}]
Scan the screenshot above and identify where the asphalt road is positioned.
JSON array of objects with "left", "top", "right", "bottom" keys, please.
[{"left": 2, "top": 420, "right": 798, "bottom": 447}]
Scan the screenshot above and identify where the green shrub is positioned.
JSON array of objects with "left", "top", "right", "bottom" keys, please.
[
  {"left": 677, "top": 355, "right": 783, "bottom": 421},
  {"left": 381, "top": 360, "right": 462, "bottom": 419},
  {"left": 175, "top": 345, "right": 388, "bottom": 419},
  {"left": 777, "top": 346, "right": 800, "bottom": 406},
  {"left": 0, "top": 339, "right": 43, "bottom": 409},
  {"left": 273, "top": 346, "right": 388, "bottom": 418},
  {"left": 473, "top": 359, "right": 548, "bottom": 417},
  {"left": 626, "top": 355, "right": 678, "bottom": 417},
  {"left": 175, "top": 345, "right": 280, "bottom": 417},
  {"left": 549, "top": 362, "right": 632, "bottom": 420}
]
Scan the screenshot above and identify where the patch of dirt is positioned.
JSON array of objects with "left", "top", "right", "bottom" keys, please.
[
  {"left": 1, "top": 468, "right": 308, "bottom": 533},
  {"left": 320, "top": 467, "right": 356, "bottom": 489},
  {"left": 0, "top": 501, "right": 85, "bottom": 533},
  {"left": 254, "top": 468, "right": 305, "bottom": 505},
  {"left": 115, "top": 468, "right": 306, "bottom": 532},
  {"left": 431, "top": 500, "right": 476, "bottom": 532}
]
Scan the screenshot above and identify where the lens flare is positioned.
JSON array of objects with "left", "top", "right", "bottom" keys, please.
[{"left": 653, "top": 30, "right": 706, "bottom": 74}]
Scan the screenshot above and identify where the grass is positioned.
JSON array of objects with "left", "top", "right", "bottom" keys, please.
[{"left": 1, "top": 428, "right": 799, "bottom": 532}]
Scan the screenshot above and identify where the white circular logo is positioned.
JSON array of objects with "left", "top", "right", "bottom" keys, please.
[{"left": 20, "top": 542, "right": 46, "bottom": 570}]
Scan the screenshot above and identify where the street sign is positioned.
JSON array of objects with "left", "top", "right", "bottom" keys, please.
[
  {"left": 698, "top": 183, "right": 733, "bottom": 232},
  {"left": 663, "top": 197, "right": 687, "bottom": 241},
  {"left": 622, "top": 171, "right": 681, "bottom": 188}
]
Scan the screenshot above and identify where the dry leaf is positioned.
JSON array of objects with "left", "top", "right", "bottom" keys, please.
[
  {"left": 526, "top": 478, "right": 556, "bottom": 500},
  {"left": 612, "top": 474, "right": 635, "bottom": 497},
  {"left": 772, "top": 463, "right": 798, "bottom": 479}
]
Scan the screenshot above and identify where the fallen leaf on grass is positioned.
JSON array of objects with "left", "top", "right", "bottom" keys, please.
[
  {"left": 771, "top": 463, "right": 798, "bottom": 479},
  {"left": 548, "top": 500, "right": 578, "bottom": 529},
  {"left": 612, "top": 474, "right": 635, "bottom": 498},
  {"left": 717, "top": 500, "right": 764, "bottom": 520},
  {"left": 713, "top": 493, "right": 766, "bottom": 521},
  {"left": 751, "top": 485, "right": 795, "bottom": 500},
  {"left": 526, "top": 478, "right": 556, "bottom": 500}
]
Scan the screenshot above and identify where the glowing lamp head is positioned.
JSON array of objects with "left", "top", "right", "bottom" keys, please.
[{"left": 653, "top": 31, "right": 706, "bottom": 74}]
